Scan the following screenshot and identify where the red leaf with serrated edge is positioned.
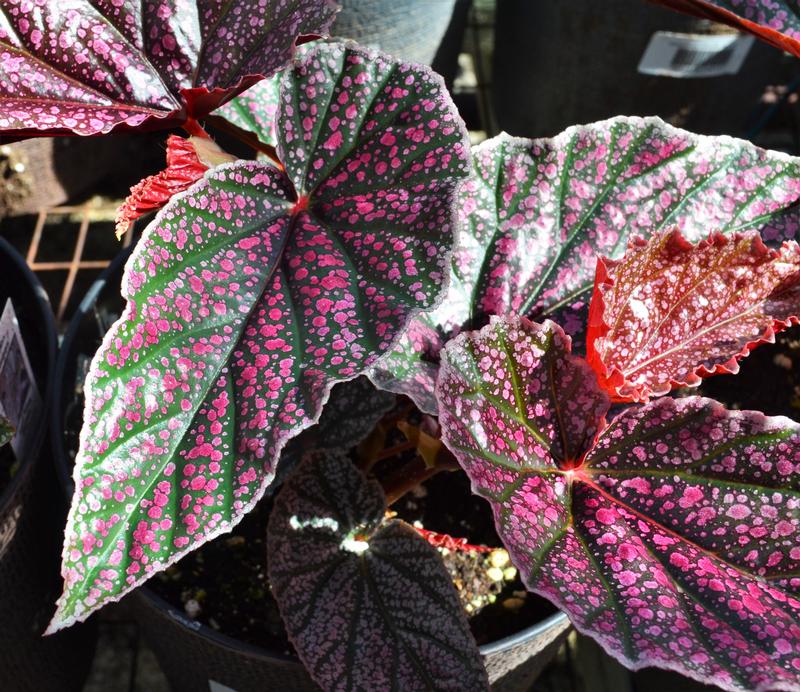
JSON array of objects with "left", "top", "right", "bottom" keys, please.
[
  {"left": 0, "top": 0, "right": 338, "bottom": 138},
  {"left": 650, "top": 0, "right": 800, "bottom": 59},
  {"left": 437, "top": 315, "right": 800, "bottom": 692},
  {"left": 369, "top": 118, "right": 800, "bottom": 416},
  {"left": 415, "top": 528, "right": 493, "bottom": 553},
  {"left": 114, "top": 136, "right": 209, "bottom": 238},
  {"left": 586, "top": 229, "right": 800, "bottom": 403}
]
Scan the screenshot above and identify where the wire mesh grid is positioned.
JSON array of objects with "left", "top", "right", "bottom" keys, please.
[{"left": 24, "top": 202, "right": 135, "bottom": 323}]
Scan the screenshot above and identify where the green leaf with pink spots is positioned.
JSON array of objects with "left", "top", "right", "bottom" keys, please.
[
  {"left": 586, "top": 229, "right": 800, "bottom": 403},
  {"left": 437, "top": 314, "right": 800, "bottom": 692},
  {"left": 0, "top": 0, "right": 338, "bottom": 138},
  {"left": 51, "top": 40, "right": 470, "bottom": 632},
  {"left": 651, "top": 0, "right": 800, "bottom": 60},
  {"left": 370, "top": 119, "right": 800, "bottom": 414},
  {"left": 267, "top": 449, "right": 489, "bottom": 692},
  {"left": 214, "top": 74, "right": 282, "bottom": 149}
]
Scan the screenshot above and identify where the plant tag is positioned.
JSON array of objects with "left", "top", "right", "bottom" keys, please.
[
  {"left": 638, "top": 31, "right": 754, "bottom": 78},
  {"left": 0, "top": 299, "right": 42, "bottom": 461}
]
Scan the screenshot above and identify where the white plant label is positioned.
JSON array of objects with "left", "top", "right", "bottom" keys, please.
[
  {"left": 0, "top": 299, "right": 41, "bottom": 461},
  {"left": 638, "top": 31, "right": 754, "bottom": 78}
]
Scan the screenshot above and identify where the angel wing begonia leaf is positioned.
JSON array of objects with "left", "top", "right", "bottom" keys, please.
[
  {"left": 649, "top": 0, "right": 800, "bottom": 60},
  {"left": 370, "top": 118, "right": 800, "bottom": 414},
  {"left": 267, "top": 449, "right": 489, "bottom": 692},
  {"left": 437, "top": 315, "right": 800, "bottom": 692},
  {"left": 0, "top": 0, "right": 338, "bottom": 138},
  {"left": 50, "top": 40, "right": 469, "bottom": 631},
  {"left": 587, "top": 229, "right": 800, "bottom": 402}
]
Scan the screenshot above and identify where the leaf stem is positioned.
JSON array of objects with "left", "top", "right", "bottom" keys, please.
[
  {"left": 382, "top": 449, "right": 460, "bottom": 506},
  {"left": 182, "top": 117, "right": 211, "bottom": 139}
]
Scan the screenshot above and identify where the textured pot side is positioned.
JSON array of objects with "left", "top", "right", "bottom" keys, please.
[
  {"left": 135, "top": 589, "right": 570, "bottom": 692},
  {"left": 0, "top": 237, "right": 96, "bottom": 692},
  {"left": 332, "top": 0, "right": 458, "bottom": 65},
  {"left": 52, "top": 246, "right": 571, "bottom": 692}
]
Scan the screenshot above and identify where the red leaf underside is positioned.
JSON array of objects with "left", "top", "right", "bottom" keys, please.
[
  {"left": 115, "top": 135, "right": 209, "bottom": 238},
  {"left": 415, "top": 527, "right": 493, "bottom": 553},
  {"left": 586, "top": 229, "right": 800, "bottom": 403}
]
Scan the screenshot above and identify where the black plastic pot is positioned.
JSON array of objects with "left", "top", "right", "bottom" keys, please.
[
  {"left": 0, "top": 236, "right": 96, "bottom": 691},
  {"left": 52, "top": 246, "right": 571, "bottom": 691},
  {"left": 333, "top": 0, "right": 463, "bottom": 69},
  {"left": 134, "top": 589, "right": 569, "bottom": 692}
]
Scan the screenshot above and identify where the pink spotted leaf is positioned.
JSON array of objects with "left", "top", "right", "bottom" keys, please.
[
  {"left": 650, "top": 0, "right": 800, "bottom": 59},
  {"left": 51, "top": 40, "right": 470, "bottom": 631},
  {"left": 213, "top": 74, "right": 282, "bottom": 149},
  {"left": 437, "top": 315, "right": 800, "bottom": 692},
  {"left": 370, "top": 120, "right": 800, "bottom": 414},
  {"left": 586, "top": 229, "right": 800, "bottom": 403},
  {"left": 267, "top": 449, "right": 489, "bottom": 692},
  {"left": 0, "top": 0, "right": 338, "bottom": 138}
]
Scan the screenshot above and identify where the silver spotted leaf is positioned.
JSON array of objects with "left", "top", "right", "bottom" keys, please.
[
  {"left": 276, "top": 376, "right": 396, "bottom": 489},
  {"left": 268, "top": 449, "right": 489, "bottom": 692}
]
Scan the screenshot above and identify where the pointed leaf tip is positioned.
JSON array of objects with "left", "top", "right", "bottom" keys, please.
[{"left": 56, "top": 40, "right": 470, "bottom": 628}]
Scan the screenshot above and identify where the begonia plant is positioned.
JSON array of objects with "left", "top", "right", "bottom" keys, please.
[{"left": 4, "top": 1, "right": 799, "bottom": 690}]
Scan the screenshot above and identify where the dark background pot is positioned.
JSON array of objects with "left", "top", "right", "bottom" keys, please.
[
  {"left": 52, "top": 245, "right": 572, "bottom": 690},
  {"left": 134, "top": 589, "right": 569, "bottom": 692},
  {"left": 493, "top": 0, "right": 797, "bottom": 139},
  {"left": 333, "top": 0, "right": 462, "bottom": 67},
  {"left": 0, "top": 135, "right": 167, "bottom": 219},
  {"left": 0, "top": 236, "right": 96, "bottom": 692}
]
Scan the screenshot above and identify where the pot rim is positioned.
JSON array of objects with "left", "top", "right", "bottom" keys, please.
[
  {"left": 0, "top": 235, "right": 56, "bottom": 512},
  {"left": 51, "top": 244, "right": 570, "bottom": 664},
  {"left": 137, "top": 585, "right": 568, "bottom": 662}
]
